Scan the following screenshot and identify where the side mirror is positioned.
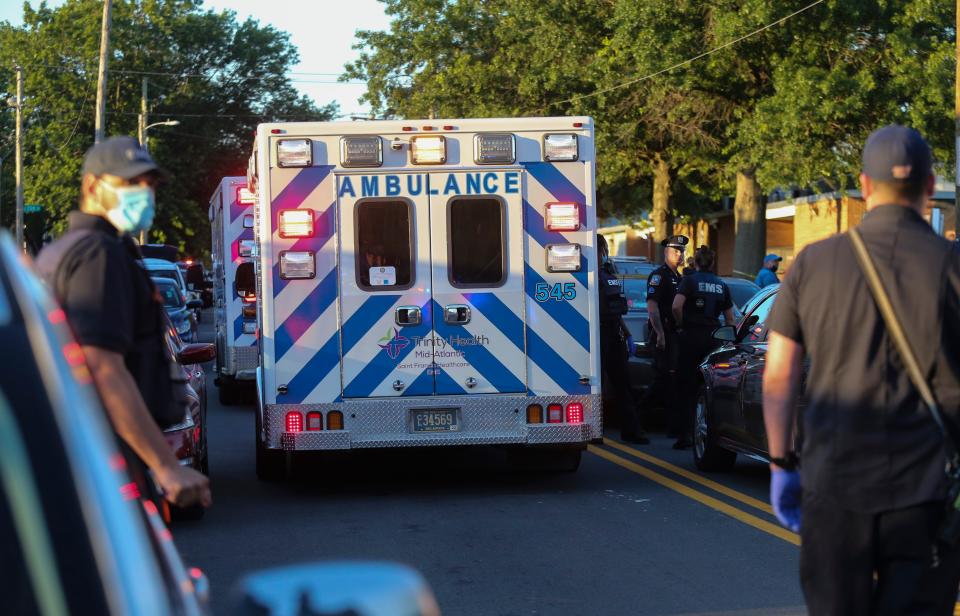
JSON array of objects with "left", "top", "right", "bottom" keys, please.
[
  {"left": 177, "top": 343, "right": 216, "bottom": 364},
  {"left": 235, "top": 262, "right": 256, "bottom": 299},
  {"left": 187, "top": 299, "right": 203, "bottom": 310},
  {"left": 229, "top": 562, "right": 440, "bottom": 616},
  {"left": 712, "top": 325, "right": 737, "bottom": 343}
]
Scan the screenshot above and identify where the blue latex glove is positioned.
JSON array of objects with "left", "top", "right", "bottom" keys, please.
[
  {"left": 626, "top": 336, "right": 635, "bottom": 355},
  {"left": 770, "top": 469, "right": 802, "bottom": 532}
]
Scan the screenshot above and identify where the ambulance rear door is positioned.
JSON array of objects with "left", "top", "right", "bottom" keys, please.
[
  {"left": 338, "top": 172, "right": 435, "bottom": 398},
  {"left": 429, "top": 170, "right": 527, "bottom": 395}
]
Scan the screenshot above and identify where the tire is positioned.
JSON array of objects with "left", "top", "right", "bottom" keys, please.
[
  {"left": 218, "top": 376, "right": 239, "bottom": 406},
  {"left": 692, "top": 387, "right": 737, "bottom": 471},
  {"left": 255, "top": 412, "right": 286, "bottom": 481},
  {"left": 509, "top": 446, "right": 582, "bottom": 473}
]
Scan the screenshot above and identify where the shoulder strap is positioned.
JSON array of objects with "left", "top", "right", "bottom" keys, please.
[{"left": 849, "top": 227, "right": 960, "bottom": 460}]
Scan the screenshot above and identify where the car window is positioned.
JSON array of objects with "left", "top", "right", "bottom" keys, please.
[
  {"left": 152, "top": 270, "right": 181, "bottom": 286},
  {"left": 742, "top": 292, "right": 776, "bottom": 342},
  {"left": 355, "top": 199, "right": 413, "bottom": 290},
  {"left": 154, "top": 281, "right": 184, "bottom": 308},
  {"left": 622, "top": 277, "right": 647, "bottom": 311},
  {"left": 725, "top": 280, "right": 761, "bottom": 310},
  {"left": 448, "top": 197, "right": 505, "bottom": 287}
]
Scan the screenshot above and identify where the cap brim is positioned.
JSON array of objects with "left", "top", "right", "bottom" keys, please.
[{"left": 113, "top": 161, "right": 169, "bottom": 181}]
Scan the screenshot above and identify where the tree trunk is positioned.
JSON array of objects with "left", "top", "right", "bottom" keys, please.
[
  {"left": 652, "top": 155, "right": 673, "bottom": 260},
  {"left": 732, "top": 169, "right": 765, "bottom": 279}
]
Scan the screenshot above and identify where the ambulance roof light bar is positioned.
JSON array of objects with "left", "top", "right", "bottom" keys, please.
[
  {"left": 410, "top": 135, "right": 446, "bottom": 165},
  {"left": 474, "top": 133, "right": 515, "bottom": 165},
  {"left": 340, "top": 136, "right": 383, "bottom": 168},
  {"left": 545, "top": 202, "right": 580, "bottom": 232}
]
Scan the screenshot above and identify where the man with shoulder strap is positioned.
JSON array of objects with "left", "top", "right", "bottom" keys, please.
[
  {"left": 35, "top": 136, "right": 211, "bottom": 511},
  {"left": 763, "top": 125, "right": 960, "bottom": 614}
]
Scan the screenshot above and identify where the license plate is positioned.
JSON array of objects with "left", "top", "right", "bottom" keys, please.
[{"left": 411, "top": 409, "right": 459, "bottom": 433}]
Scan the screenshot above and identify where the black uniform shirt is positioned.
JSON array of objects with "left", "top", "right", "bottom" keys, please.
[
  {"left": 646, "top": 264, "right": 682, "bottom": 329},
  {"left": 598, "top": 260, "right": 627, "bottom": 323},
  {"left": 677, "top": 271, "right": 733, "bottom": 329},
  {"left": 768, "top": 205, "right": 960, "bottom": 513},
  {"left": 36, "top": 211, "right": 175, "bottom": 427}
]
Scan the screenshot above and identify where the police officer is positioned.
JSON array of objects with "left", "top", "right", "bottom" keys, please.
[
  {"left": 643, "top": 234, "right": 687, "bottom": 438},
  {"left": 763, "top": 125, "right": 960, "bottom": 613},
  {"left": 598, "top": 235, "right": 648, "bottom": 444},
  {"left": 671, "top": 245, "right": 734, "bottom": 449}
]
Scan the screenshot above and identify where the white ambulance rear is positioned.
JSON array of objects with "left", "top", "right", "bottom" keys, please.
[
  {"left": 247, "top": 117, "right": 601, "bottom": 478},
  {"left": 209, "top": 177, "right": 258, "bottom": 404}
]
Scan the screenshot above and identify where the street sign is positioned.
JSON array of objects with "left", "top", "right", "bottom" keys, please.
[{"left": 24, "top": 204, "right": 42, "bottom": 213}]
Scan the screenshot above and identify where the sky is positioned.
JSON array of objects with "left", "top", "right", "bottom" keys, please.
[{"left": 0, "top": 0, "right": 392, "bottom": 118}]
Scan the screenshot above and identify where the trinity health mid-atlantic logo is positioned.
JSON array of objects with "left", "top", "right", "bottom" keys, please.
[{"left": 378, "top": 327, "right": 410, "bottom": 360}]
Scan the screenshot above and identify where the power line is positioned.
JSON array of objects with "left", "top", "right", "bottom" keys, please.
[
  {"left": 20, "top": 62, "right": 362, "bottom": 83},
  {"left": 546, "top": 0, "right": 826, "bottom": 110}
]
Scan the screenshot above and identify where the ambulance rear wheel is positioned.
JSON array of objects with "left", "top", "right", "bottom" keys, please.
[
  {"left": 255, "top": 414, "right": 286, "bottom": 481},
  {"left": 509, "top": 446, "right": 582, "bottom": 473}
]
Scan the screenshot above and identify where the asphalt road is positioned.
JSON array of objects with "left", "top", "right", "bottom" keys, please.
[{"left": 175, "top": 313, "right": 805, "bottom": 615}]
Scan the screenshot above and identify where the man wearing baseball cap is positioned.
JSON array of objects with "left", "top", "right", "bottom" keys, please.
[
  {"left": 762, "top": 125, "right": 960, "bottom": 612},
  {"left": 36, "top": 136, "right": 211, "bottom": 511},
  {"left": 754, "top": 253, "right": 782, "bottom": 288}
]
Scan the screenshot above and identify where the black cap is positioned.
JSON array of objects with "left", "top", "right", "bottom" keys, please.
[
  {"left": 660, "top": 235, "right": 689, "bottom": 250},
  {"left": 862, "top": 125, "right": 932, "bottom": 184},
  {"left": 81, "top": 136, "right": 165, "bottom": 180}
]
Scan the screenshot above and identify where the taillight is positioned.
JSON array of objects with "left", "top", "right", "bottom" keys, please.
[
  {"left": 285, "top": 411, "right": 303, "bottom": 432},
  {"left": 566, "top": 402, "right": 584, "bottom": 424},
  {"left": 326, "top": 411, "right": 344, "bottom": 430},
  {"left": 278, "top": 209, "right": 314, "bottom": 238},
  {"left": 526, "top": 404, "right": 543, "bottom": 424},
  {"left": 545, "top": 202, "right": 580, "bottom": 231},
  {"left": 546, "top": 404, "right": 563, "bottom": 423},
  {"left": 306, "top": 411, "right": 322, "bottom": 431}
]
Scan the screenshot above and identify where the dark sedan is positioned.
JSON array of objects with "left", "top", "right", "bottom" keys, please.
[{"left": 692, "top": 284, "right": 806, "bottom": 471}]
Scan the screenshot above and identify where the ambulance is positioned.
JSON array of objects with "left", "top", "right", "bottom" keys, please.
[
  {"left": 245, "top": 117, "right": 601, "bottom": 478},
  {"left": 208, "top": 176, "right": 259, "bottom": 404}
]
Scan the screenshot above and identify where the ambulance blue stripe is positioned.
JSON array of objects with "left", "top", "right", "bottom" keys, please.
[
  {"left": 232, "top": 314, "right": 243, "bottom": 341},
  {"left": 526, "top": 329, "right": 590, "bottom": 395},
  {"left": 274, "top": 268, "right": 339, "bottom": 361},
  {"left": 462, "top": 293, "right": 524, "bottom": 352},
  {"left": 284, "top": 332, "right": 340, "bottom": 404},
  {"left": 523, "top": 264, "right": 590, "bottom": 352},
  {"left": 343, "top": 301, "right": 433, "bottom": 398},
  {"left": 523, "top": 162, "right": 587, "bottom": 226},
  {"left": 272, "top": 202, "right": 336, "bottom": 296},
  {"left": 434, "top": 367, "right": 467, "bottom": 395},
  {"left": 341, "top": 295, "right": 403, "bottom": 354},
  {"left": 402, "top": 368, "right": 435, "bottom": 397},
  {"left": 522, "top": 200, "right": 588, "bottom": 288},
  {"left": 269, "top": 166, "right": 333, "bottom": 234},
  {"left": 433, "top": 301, "right": 525, "bottom": 394}
]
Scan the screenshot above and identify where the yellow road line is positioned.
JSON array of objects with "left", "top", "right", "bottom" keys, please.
[
  {"left": 588, "top": 445, "right": 800, "bottom": 546},
  {"left": 603, "top": 437, "right": 774, "bottom": 515}
]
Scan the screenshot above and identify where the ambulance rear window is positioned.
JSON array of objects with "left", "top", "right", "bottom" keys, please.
[
  {"left": 355, "top": 200, "right": 413, "bottom": 290},
  {"left": 448, "top": 197, "right": 505, "bottom": 287}
]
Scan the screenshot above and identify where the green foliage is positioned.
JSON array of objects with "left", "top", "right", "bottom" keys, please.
[{"left": 0, "top": 0, "right": 337, "bottom": 258}]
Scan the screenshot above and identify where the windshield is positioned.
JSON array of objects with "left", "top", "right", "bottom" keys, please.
[
  {"left": 725, "top": 280, "right": 762, "bottom": 310},
  {"left": 623, "top": 277, "right": 648, "bottom": 311},
  {"left": 154, "top": 279, "right": 184, "bottom": 308}
]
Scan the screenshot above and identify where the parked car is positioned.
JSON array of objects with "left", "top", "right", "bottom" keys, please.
[
  {"left": 692, "top": 283, "right": 808, "bottom": 471},
  {"left": 2, "top": 231, "right": 440, "bottom": 616},
  {"left": 143, "top": 257, "right": 203, "bottom": 322},
  {"left": 154, "top": 276, "right": 198, "bottom": 343}
]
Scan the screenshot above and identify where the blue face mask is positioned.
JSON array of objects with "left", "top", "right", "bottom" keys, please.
[{"left": 102, "top": 182, "right": 155, "bottom": 234}]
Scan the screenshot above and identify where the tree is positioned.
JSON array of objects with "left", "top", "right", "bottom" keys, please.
[{"left": 0, "top": 0, "right": 337, "bottom": 258}]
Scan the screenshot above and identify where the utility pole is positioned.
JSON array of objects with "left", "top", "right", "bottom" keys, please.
[
  {"left": 14, "top": 65, "right": 24, "bottom": 251},
  {"left": 94, "top": 0, "right": 112, "bottom": 143},
  {"left": 138, "top": 78, "right": 148, "bottom": 148}
]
